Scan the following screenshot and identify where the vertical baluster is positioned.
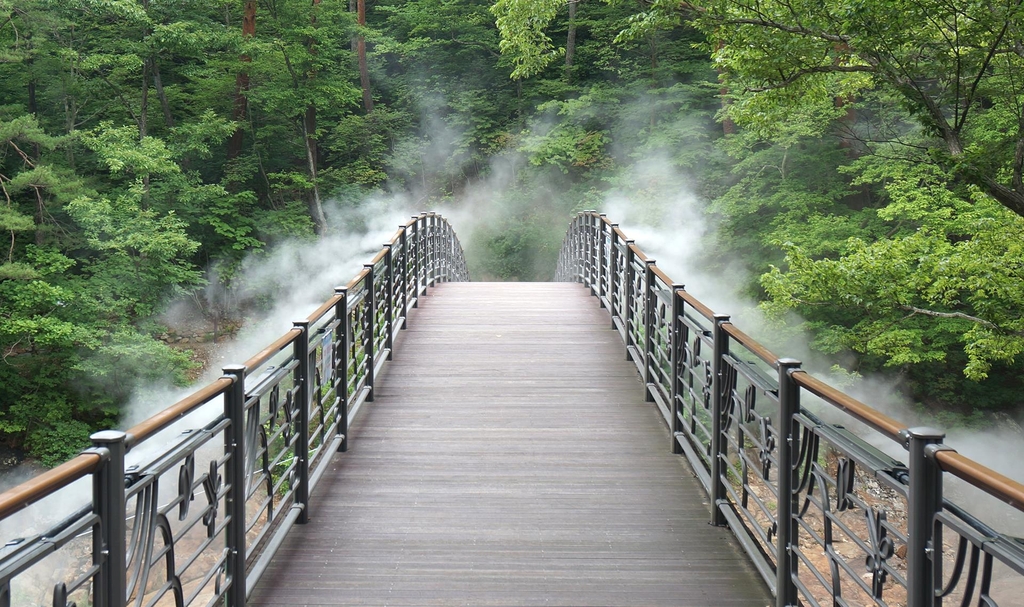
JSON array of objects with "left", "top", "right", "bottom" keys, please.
[
  {"left": 428, "top": 213, "right": 437, "bottom": 286},
  {"left": 91, "top": 430, "right": 127, "bottom": 607},
  {"left": 413, "top": 215, "right": 423, "bottom": 304},
  {"left": 776, "top": 358, "right": 801, "bottom": 607},
  {"left": 384, "top": 244, "right": 394, "bottom": 361},
  {"left": 580, "top": 215, "right": 588, "bottom": 283},
  {"left": 418, "top": 213, "right": 429, "bottom": 295},
  {"left": 400, "top": 226, "right": 409, "bottom": 326},
  {"left": 292, "top": 322, "right": 311, "bottom": 524},
  {"left": 334, "top": 287, "right": 349, "bottom": 452},
  {"left": 589, "top": 211, "right": 598, "bottom": 292},
  {"left": 907, "top": 427, "right": 945, "bottom": 607},
  {"left": 221, "top": 364, "right": 247, "bottom": 607},
  {"left": 597, "top": 214, "right": 607, "bottom": 308},
  {"left": 709, "top": 314, "right": 731, "bottom": 527},
  {"left": 445, "top": 221, "right": 453, "bottom": 281},
  {"left": 363, "top": 264, "right": 376, "bottom": 402},
  {"left": 609, "top": 226, "right": 619, "bottom": 330},
  {"left": 670, "top": 285, "right": 685, "bottom": 454},
  {"left": 624, "top": 243, "right": 636, "bottom": 360},
  {"left": 643, "top": 260, "right": 657, "bottom": 402},
  {"left": 569, "top": 216, "right": 578, "bottom": 281}
]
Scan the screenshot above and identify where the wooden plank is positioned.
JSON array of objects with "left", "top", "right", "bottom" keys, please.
[{"left": 249, "top": 283, "right": 771, "bottom": 606}]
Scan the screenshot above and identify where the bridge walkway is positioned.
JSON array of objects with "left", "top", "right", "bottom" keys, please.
[{"left": 249, "top": 282, "right": 770, "bottom": 606}]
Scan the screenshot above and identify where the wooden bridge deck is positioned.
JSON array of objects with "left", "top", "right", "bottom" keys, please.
[{"left": 249, "top": 282, "right": 770, "bottom": 606}]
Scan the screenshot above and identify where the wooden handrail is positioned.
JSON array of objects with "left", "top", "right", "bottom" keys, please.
[{"left": 0, "top": 453, "right": 102, "bottom": 519}]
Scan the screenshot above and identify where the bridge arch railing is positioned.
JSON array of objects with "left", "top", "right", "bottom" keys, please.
[
  {"left": 558, "top": 211, "right": 1024, "bottom": 607},
  {"left": 0, "top": 213, "right": 467, "bottom": 607}
]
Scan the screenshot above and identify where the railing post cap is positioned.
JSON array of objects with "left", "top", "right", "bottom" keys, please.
[
  {"left": 334, "top": 286, "right": 347, "bottom": 294},
  {"left": 90, "top": 430, "right": 127, "bottom": 444},
  {"left": 364, "top": 263, "right": 374, "bottom": 269},
  {"left": 713, "top": 313, "right": 731, "bottom": 322},
  {"left": 222, "top": 363, "right": 246, "bottom": 375},
  {"left": 672, "top": 283, "right": 685, "bottom": 291},
  {"left": 906, "top": 426, "right": 946, "bottom": 441},
  {"left": 778, "top": 357, "right": 801, "bottom": 367},
  {"left": 293, "top": 320, "right": 310, "bottom": 328}
]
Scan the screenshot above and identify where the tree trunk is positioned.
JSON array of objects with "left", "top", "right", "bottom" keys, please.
[
  {"left": 152, "top": 61, "right": 174, "bottom": 128},
  {"left": 350, "top": 0, "right": 357, "bottom": 52},
  {"left": 356, "top": 0, "right": 373, "bottom": 112},
  {"left": 306, "top": 0, "right": 328, "bottom": 236},
  {"left": 228, "top": 0, "right": 257, "bottom": 160},
  {"left": 139, "top": 60, "right": 149, "bottom": 138},
  {"left": 303, "top": 109, "right": 328, "bottom": 236},
  {"left": 715, "top": 40, "right": 735, "bottom": 135},
  {"left": 27, "top": 80, "right": 37, "bottom": 117},
  {"left": 564, "top": 1, "right": 577, "bottom": 81}
]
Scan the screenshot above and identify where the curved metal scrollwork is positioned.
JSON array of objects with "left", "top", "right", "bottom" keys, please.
[
  {"left": 178, "top": 454, "right": 195, "bottom": 521},
  {"left": 757, "top": 417, "right": 775, "bottom": 481},
  {"left": 202, "top": 460, "right": 222, "bottom": 538},
  {"left": 864, "top": 507, "right": 894, "bottom": 598},
  {"left": 741, "top": 385, "right": 756, "bottom": 423},
  {"left": 125, "top": 473, "right": 189, "bottom": 607},
  {"left": 52, "top": 582, "right": 76, "bottom": 607},
  {"left": 835, "top": 457, "right": 855, "bottom": 513},
  {"left": 151, "top": 514, "right": 184, "bottom": 607}
]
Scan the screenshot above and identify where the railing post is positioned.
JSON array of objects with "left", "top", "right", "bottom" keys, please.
[
  {"left": 364, "top": 263, "right": 376, "bottom": 402},
  {"left": 292, "top": 321, "right": 311, "bottom": 524},
  {"left": 585, "top": 212, "right": 596, "bottom": 294},
  {"left": 221, "top": 364, "right": 247, "bottom": 607},
  {"left": 334, "top": 287, "right": 349, "bottom": 452},
  {"left": 573, "top": 213, "right": 581, "bottom": 282},
  {"left": 597, "top": 214, "right": 607, "bottom": 308},
  {"left": 384, "top": 244, "right": 394, "bottom": 360},
  {"left": 444, "top": 220, "right": 453, "bottom": 281},
  {"left": 582, "top": 215, "right": 590, "bottom": 285},
  {"left": 91, "top": 430, "right": 127, "bottom": 607},
  {"left": 907, "top": 427, "right": 945, "bottom": 607},
  {"left": 643, "top": 259, "right": 657, "bottom": 403},
  {"left": 609, "top": 226, "right": 619, "bottom": 330},
  {"left": 399, "top": 227, "right": 409, "bottom": 327},
  {"left": 417, "top": 213, "right": 429, "bottom": 295},
  {"left": 669, "top": 284, "right": 685, "bottom": 454},
  {"left": 411, "top": 216, "right": 421, "bottom": 306},
  {"left": 623, "top": 242, "right": 636, "bottom": 360},
  {"left": 709, "top": 313, "right": 731, "bottom": 527},
  {"left": 427, "top": 213, "right": 437, "bottom": 286},
  {"left": 776, "top": 358, "right": 802, "bottom": 607}
]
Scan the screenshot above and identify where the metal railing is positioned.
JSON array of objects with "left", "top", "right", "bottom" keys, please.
[
  {"left": 557, "top": 211, "right": 1024, "bottom": 607},
  {"left": 0, "top": 212, "right": 468, "bottom": 607}
]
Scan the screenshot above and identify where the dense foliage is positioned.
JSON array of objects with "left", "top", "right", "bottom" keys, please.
[{"left": 1, "top": 0, "right": 1021, "bottom": 465}]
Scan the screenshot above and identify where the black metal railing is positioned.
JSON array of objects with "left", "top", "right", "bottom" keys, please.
[
  {"left": 0, "top": 212, "right": 468, "bottom": 607},
  {"left": 557, "top": 211, "right": 1024, "bottom": 607}
]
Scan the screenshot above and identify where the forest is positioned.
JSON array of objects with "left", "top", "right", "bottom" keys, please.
[{"left": 0, "top": 0, "right": 1022, "bottom": 466}]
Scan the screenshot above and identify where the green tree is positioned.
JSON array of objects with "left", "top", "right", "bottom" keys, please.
[{"left": 681, "top": 0, "right": 1024, "bottom": 218}]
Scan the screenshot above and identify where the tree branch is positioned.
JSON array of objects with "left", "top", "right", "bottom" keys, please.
[
  {"left": 900, "top": 305, "right": 999, "bottom": 329},
  {"left": 744, "top": 64, "right": 875, "bottom": 92},
  {"left": 722, "top": 17, "right": 850, "bottom": 43}
]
